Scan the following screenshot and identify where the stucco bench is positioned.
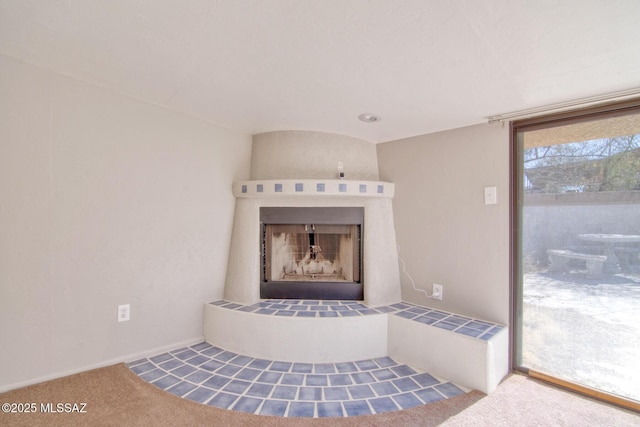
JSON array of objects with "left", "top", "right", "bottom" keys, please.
[{"left": 547, "top": 249, "right": 607, "bottom": 278}]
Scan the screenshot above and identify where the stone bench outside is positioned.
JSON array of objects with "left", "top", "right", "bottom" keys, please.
[{"left": 547, "top": 249, "right": 607, "bottom": 279}]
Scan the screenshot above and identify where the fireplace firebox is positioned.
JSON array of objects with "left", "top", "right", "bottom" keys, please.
[{"left": 260, "top": 207, "right": 363, "bottom": 300}]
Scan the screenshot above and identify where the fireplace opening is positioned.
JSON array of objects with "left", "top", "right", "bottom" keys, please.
[{"left": 260, "top": 207, "right": 363, "bottom": 300}]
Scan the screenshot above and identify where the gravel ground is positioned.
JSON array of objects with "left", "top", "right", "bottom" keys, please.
[{"left": 522, "top": 270, "right": 640, "bottom": 402}]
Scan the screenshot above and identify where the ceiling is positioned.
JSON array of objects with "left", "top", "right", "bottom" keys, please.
[{"left": 1, "top": 0, "right": 639, "bottom": 143}]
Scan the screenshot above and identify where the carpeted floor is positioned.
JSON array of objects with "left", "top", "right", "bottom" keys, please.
[{"left": 1, "top": 364, "right": 638, "bottom": 426}]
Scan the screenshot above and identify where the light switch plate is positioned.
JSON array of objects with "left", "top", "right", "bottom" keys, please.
[{"left": 484, "top": 186, "right": 497, "bottom": 205}]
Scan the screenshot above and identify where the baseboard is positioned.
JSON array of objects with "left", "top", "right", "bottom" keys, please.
[{"left": 0, "top": 336, "right": 205, "bottom": 394}]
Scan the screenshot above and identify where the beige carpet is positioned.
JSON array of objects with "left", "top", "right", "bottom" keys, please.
[{"left": 0, "top": 364, "right": 637, "bottom": 426}]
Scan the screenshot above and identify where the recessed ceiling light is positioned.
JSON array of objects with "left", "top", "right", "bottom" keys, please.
[{"left": 358, "top": 113, "right": 381, "bottom": 123}]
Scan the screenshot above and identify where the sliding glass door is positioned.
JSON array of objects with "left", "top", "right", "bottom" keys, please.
[{"left": 512, "top": 100, "right": 640, "bottom": 409}]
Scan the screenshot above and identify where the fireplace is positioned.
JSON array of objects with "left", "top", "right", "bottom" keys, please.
[{"left": 260, "top": 207, "right": 363, "bottom": 300}]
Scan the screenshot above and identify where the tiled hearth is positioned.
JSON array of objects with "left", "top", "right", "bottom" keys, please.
[
  {"left": 129, "top": 300, "right": 505, "bottom": 417},
  {"left": 128, "top": 342, "right": 465, "bottom": 417}
]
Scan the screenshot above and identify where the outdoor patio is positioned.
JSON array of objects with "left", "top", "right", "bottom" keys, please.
[{"left": 522, "top": 269, "right": 640, "bottom": 402}]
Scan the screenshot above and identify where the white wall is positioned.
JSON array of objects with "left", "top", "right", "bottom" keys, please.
[
  {"left": 0, "top": 55, "right": 252, "bottom": 391},
  {"left": 377, "top": 123, "right": 510, "bottom": 325}
]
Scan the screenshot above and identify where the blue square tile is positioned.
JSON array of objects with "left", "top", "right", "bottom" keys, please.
[
  {"left": 377, "top": 184, "right": 384, "bottom": 194},
  {"left": 393, "top": 392, "right": 422, "bottom": 409},
  {"left": 392, "top": 377, "right": 420, "bottom": 392},
  {"left": 433, "top": 321, "right": 459, "bottom": 331},
  {"left": 339, "top": 183, "right": 347, "bottom": 192},
  {"left": 422, "top": 311, "right": 448, "bottom": 320},
  {"left": 184, "top": 370, "right": 212, "bottom": 384},
  {"left": 200, "top": 359, "right": 224, "bottom": 372},
  {"left": 246, "top": 383, "right": 274, "bottom": 398},
  {"left": 248, "top": 359, "right": 271, "bottom": 369},
  {"left": 376, "top": 306, "right": 396, "bottom": 313},
  {"left": 298, "top": 387, "right": 323, "bottom": 401},
  {"left": 149, "top": 353, "right": 173, "bottom": 363},
  {"left": 414, "top": 315, "right": 437, "bottom": 325},
  {"left": 232, "top": 396, "right": 263, "bottom": 414},
  {"left": 288, "top": 402, "right": 315, "bottom": 417},
  {"left": 412, "top": 373, "right": 439, "bottom": 387},
  {"left": 446, "top": 315, "right": 471, "bottom": 326},
  {"left": 274, "top": 183, "right": 282, "bottom": 192},
  {"left": 184, "top": 387, "right": 216, "bottom": 404},
  {"left": 295, "top": 183, "right": 304, "bottom": 192},
  {"left": 241, "top": 185, "right": 247, "bottom": 193},
  {"left": 257, "top": 308, "right": 276, "bottom": 315},
  {"left": 348, "top": 384, "right": 375, "bottom": 399},
  {"left": 296, "top": 311, "right": 316, "bottom": 317},
  {"left": 317, "top": 183, "right": 325, "bottom": 192},
  {"left": 374, "top": 356, "right": 398, "bottom": 368},
  {"left": 127, "top": 358, "right": 148, "bottom": 367},
  {"left": 319, "top": 311, "right": 339, "bottom": 317},
  {"left": 131, "top": 361, "right": 155, "bottom": 374},
  {"left": 281, "top": 373, "right": 304, "bottom": 385},
  {"left": 407, "top": 306, "right": 428, "bottom": 315},
  {"left": 153, "top": 375, "right": 181, "bottom": 390},
  {"left": 275, "top": 310, "right": 295, "bottom": 316},
  {"left": 272, "top": 385, "right": 298, "bottom": 400},
  {"left": 216, "top": 364, "right": 242, "bottom": 376},
  {"left": 185, "top": 355, "right": 211, "bottom": 366},
  {"left": 167, "top": 381, "right": 197, "bottom": 397},
  {"left": 328, "top": 374, "right": 353, "bottom": 386},
  {"left": 369, "top": 396, "right": 399, "bottom": 414},
  {"left": 257, "top": 371, "right": 282, "bottom": 384},
  {"left": 292, "top": 363, "right": 313, "bottom": 373},
  {"left": 391, "top": 365, "right": 417, "bottom": 376},
  {"left": 174, "top": 349, "right": 198, "bottom": 360},
  {"left": 229, "top": 355, "right": 253, "bottom": 366},
  {"left": 207, "top": 392, "right": 239, "bottom": 409},
  {"left": 214, "top": 351, "right": 238, "bottom": 362},
  {"left": 317, "top": 402, "right": 344, "bottom": 417},
  {"left": 306, "top": 375, "right": 328, "bottom": 386},
  {"left": 260, "top": 400, "right": 288, "bottom": 416},
  {"left": 324, "top": 387, "right": 349, "bottom": 400},
  {"left": 140, "top": 368, "right": 166, "bottom": 382},
  {"left": 191, "top": 342, "right": 211, "bottom": 351},
  {"left": 336, "top": 362, "right": 358, "bottom": 373},
  {"left": 466, "top": 320, "right": 493, "bottom": 331},
  {"left": 371, "top": 381, "right": 400, "bottom": 396},
  {"left": 222, "top": 379, "right": 252, "bottom": 394},
  {"left": 372, "top": 368, "right": 397, "bottom": 381},
  {"left": 310, "top": 305, "right": 329, "bottom": 311},
  {"left": 338, "top": 310, "right": 359, "bottom": 317},
  {"left": 202, "top": 375, "right": 231, "bottom": 390},
  {"left": 415, "top": 387, "right": 445, "bottom": 404},
  {"left": 201, "top": 346, "right": 224, "bottom": 357},
  {"left": 359, "top": 184, "right": 367, "bottom": 193},
  {"left": 270, "top": 361, "right": 292, "bottom": 372},
  {"left": 256, "top": 184, "right": 263, "bottom": 193},
  {"left": 159, "top": 359, "right": 184, "bottom": 370},
  {"left": 344, "top": 400, "right": 372, "bottom": 416},
  {"left": 171, "top": 365, "right": 197, "bottom": 378},
  {"left": 351, "top": 372, "right": 376, "bottom": 384},
  {"left": 314, "top": 363, "right": 336, "bottom": 374},
  {"left": 395, "top": 310, "right": 419, "bottom": 320},
  {"left": 235, "top": 368, "right": 262, "bottom": 381},
  {"left": 435, "top": 382, "right": 464, "bottom": 397},
  {"left": 355, "top": 360, "right": 377, "bottom": 370},
  {"left": 457, "top": 326, "right": 483, "bottom": 337}
]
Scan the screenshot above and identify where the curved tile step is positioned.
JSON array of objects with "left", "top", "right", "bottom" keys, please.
[{"left": 128, "top": 342, "right": 466, "bottom": 418}]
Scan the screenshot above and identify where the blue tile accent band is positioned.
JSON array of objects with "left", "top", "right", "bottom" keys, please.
[
  {"left": 275, "top": 183, "right": 282, "bottom": 192},
  {"left": 359, "top": 184, "right": 367, "bottom": 193},
  {"left": 295, "top": 183, "right": 304, "bottom": 192},
  {"left": 317, "top": 183, "right": 325, "bottom": 192},
  {"left": 128, "top": 341, "right": 465, "bottom": 418},
  {"left": 339, "top": 183, "right": 347, "bottom": 192},
  {"left": 256, "top": 184, "right": 263, "bottom": 193},
  {"left": 241, "top": 185, "right": 247, "bottom": 193},
  {"left": 377, "top": 184, "right": 384, "bottom": 194}
]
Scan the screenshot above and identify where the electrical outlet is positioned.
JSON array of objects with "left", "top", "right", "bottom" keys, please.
[
  {"left": 432, "top": 284, "right": 443, "bottom": 301},
  {"left": 118, "top": 304, "right": 130, "bottom": 322}
]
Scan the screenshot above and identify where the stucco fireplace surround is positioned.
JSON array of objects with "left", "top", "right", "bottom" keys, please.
[
  {"left": 222, "top": 130, "right": 402, "bottom": 307},
  {"left": 203, "top": 131, "right": 508, "bottom": 395}
]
